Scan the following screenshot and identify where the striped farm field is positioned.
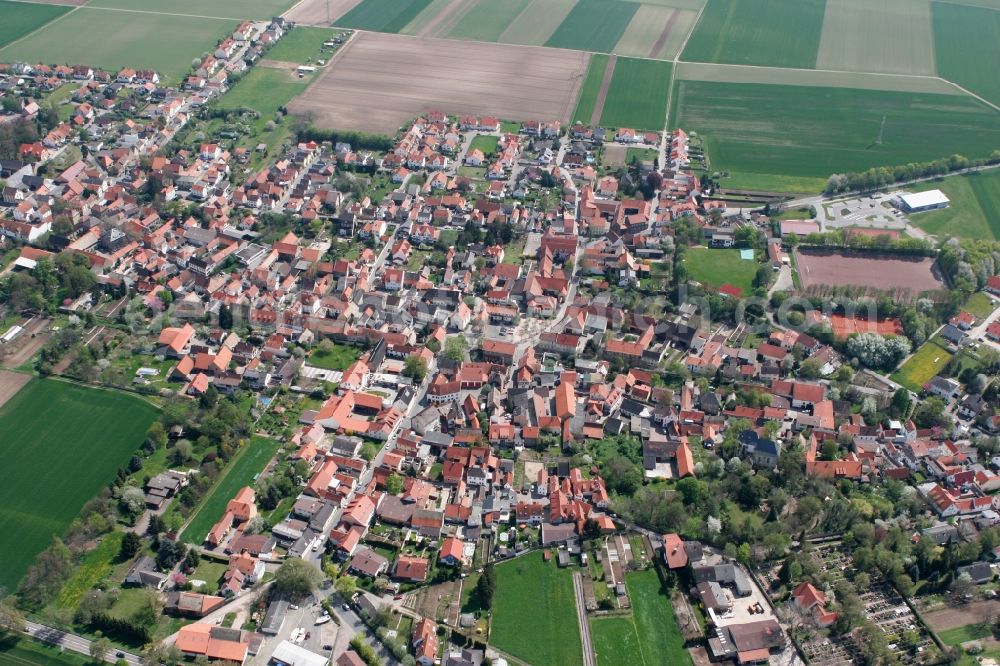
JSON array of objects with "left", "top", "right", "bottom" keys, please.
[
  {"left": 448, "top": 0, "right": 531, "bottom": 41},
  {"left": 932, "top": 2, "right": 1000, "bottom": 106},
  {"left": 498, "top": 0, "right": 577, "bottom": 45},
  {"left": 682, "top": 0, "right": 826, "bottom": 68},
  {"left": 0, "top": 380, "right": 157, "bottom": 591},
  {"left": 572, "top": 53, "right": 609, "bottom": 125},
  {"left": 817, "top": 0, "right": 935, "bottom": 75},
  {"left": 638, "top": 0, "right": 704, "bottom": 7},
  {"left": 669, "top": 80, "right": 1000, "bottom": 188},
  {"left": 614, "top": 5, "right": 696, "bottom": 60},
  {"left": 545, "top": 0, "right": 638, "bottom": 52},
  {"left": 335, "top": 0, "right": 433, "bottom": 32},
  {"left": 600, "top": 57, "right": 672, "bottom": 130},
  {"left": 399, "top": 0, "right": 451, "bottom": 34}
]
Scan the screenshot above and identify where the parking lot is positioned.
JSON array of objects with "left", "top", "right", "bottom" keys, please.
[{"left": 820, "top": 192, "right": 909, "bottom": 231}]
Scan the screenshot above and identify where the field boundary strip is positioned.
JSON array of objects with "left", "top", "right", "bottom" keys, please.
[
  {"left": 590, "top": 53, "right": 616, "bottom": 126},
  {"left": 82, "top": 4, "right": 248, "bottom": 21}
]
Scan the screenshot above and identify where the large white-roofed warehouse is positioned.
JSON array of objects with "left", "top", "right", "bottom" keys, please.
[{"left": 898, "top": 189, "right": 950, "bottom": 213}]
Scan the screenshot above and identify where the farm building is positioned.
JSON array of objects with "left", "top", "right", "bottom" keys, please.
[{"left": 899, "top": 190, "right": 949, "bottom": 213}]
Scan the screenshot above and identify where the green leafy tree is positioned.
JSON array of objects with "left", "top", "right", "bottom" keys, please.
[
  {"left": 120, "top": 532, "right": 142, "bottom": 560},
  {"left": 401, "top": 356, "right": 428, "bottom": 382},
  {"left": 386, "top": 473, "right": 404, "bottom": 495},
  {"left": 274, "top": 558, "right": 323, "bottom": 599},
  {"left": 443, "top": 335, "right": 468, "bottom": 363}
]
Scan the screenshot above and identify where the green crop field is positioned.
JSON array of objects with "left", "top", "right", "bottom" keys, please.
[
  {"left": 335, "top": 0, "right": 433, "bottom": 33},
  {"left": 545, "top": 0, "right": 638, "bottom": 52},
  {"left": 683, "top": 247, "right": 758, "bottom": 294},
  {"left": 615, "top": 5, "right": 696, "bottom": 60},
  {"left": 448, "top": 0, "right": 531, "bottom": 42},
  {"left": 907, "top": 170, "right": 1000, "bottom": 241},
  {"left": 939, "top": 623, "right": 993, "bottom": 646},
  {"left": 0, "top": 0, "right": 70, "bottom": 49},
  {"left": 600, "top": 57, "right": 671, "bottom": 130},
  {"left": 0, "top": 380, "right": 157, "bottom": 591},
  {"left": 88, "top": 0, "right": 294, "bottom": 19},
  {"left": 0, "top": 8, "right": 235, "bottom": 83},
  {"left": 816, "top": 0, "right": 935, "bottom": 75},
  {"left": 891, "top": 337, "right": 952, "bottom": 391},
  {"left": 670, "top": 80, "right": 1000, "bottom": 192},
  {"left": 262, "top": 26, "right": 337, "bottom": 63},
  {"left": 572, "top": 53, "right": 609, "bottom": 125},
  {"left": 181, "top": 436, "right": 281, "bottom": 544},
  {"left": 492, "top": 554, "right": 582, "bottom": 666},
  {"left": 682, "top": 0, "right": 826, "bottom": 68},
  {"left": 932, "top": 2, "right": 1000, "bottom": 107}
]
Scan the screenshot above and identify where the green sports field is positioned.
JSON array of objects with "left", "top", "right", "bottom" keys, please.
[
  {"left": 0, "top": 7, "right": 236, "bottom": 83},
  {"left": 545, "top": 0, "right": 638, "bottom": 52},
  {"left": 932, "top": 2, "right": 1000, "bottom": 107},
  {"left": 907, "top": 170, "right": 1000, "bottom": 241},
  {"left": 683, "top": 247, "right": 758, "bottom": 294},
  {"left": 87, "top": 0, "right": 294, "bottom": 18},
  {"left": 0, "top": 380, "right": 157, "bottom": 591},
  {"left": 491, "top": 553, "right": 582, "bottom": 666},
  {"left": 335, "top": 0, "right": 433, "bottom": 32},
  {"left": 572, "top": 53, "right": 609, "bottom": 125},
  {"left": 670, "top": 80, "right": 1000, "bottom": 192},
  {"left": 0, "top": 0, "right": 70, "bottom": 50},
  {"left": 681, "top": 0, "right": 826, "bottom": 68},
  {"left": 600, "top": 57, "right": 671, "bottom": 130},
  {"left": 181, "top": 436, "right": 281, "bottom": 544}
]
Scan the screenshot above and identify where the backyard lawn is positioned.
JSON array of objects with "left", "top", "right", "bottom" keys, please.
[
  {"left": 468, "top": 134, "right": 500, "bottom": 157},
  {"left": 891, "top": 337, "right": 952, "bottom": 392},
  {"left": 180, "top": 436, "right": 282, "bottom": 544},
  {"left": 964, "top": 292, "right": 997, "bottom": 320},
  {"left": 0, "top": 380, "right": 157, "bottom": 591},
  {"left": 682, "top": 247, "right": 758, "bottom": 295},
  {"left": 491, "top": 553, "right": 582, "bottom": 666},
  {"left": 307, "top": 342, "right": 362, "bottom": 370}
]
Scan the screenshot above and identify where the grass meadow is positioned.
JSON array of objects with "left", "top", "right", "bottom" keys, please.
[
  {"left": 491, "top": 553, "right": 582, "bottom": 666},
  {"left": 669, "top": 80, "right": 1000, "bottom": 191},
  {"left": 545, "top": 0, "right": 638, "bottom": 52},
  {"left": 307, "top": 342, "right": 362, "bottom": 370},
  {"left": 0, "top": 8, "right": 235, "bottom": 83},
  {"left": 683, "top": 247, "right": 758, "bottom": 294},
  {"left": 891, "top": 337, "right": 952, "bottom": 391},
  {"left": 0, "top": 380, "right": 157, "bottom": 591},
  {"left": 180, "top": 436, "right": 281, "bottom": 544},
  {"left": 932, "top": 2, "right": 1000, "bottom": 107},
  {"left": 0, "top": 635, "right": 91, "bottom": 666},
  {"left": 572, "top": 53, "right": 609, "bottom": 125},
  {"left": 907, "top": 170, "right": 1000, "bottom": 241},
  {"left": 262, "top": 26, "right": 338, "bottom": 63},
  {"left": 599, "top": 57, "right": 671, "bottom": 130},
  {"left": 0, "top": 0, "right": 70, "bottom": 49},
  {"left": 681, "top": 0, "right": 826, "bottom": 68},
  {"left": 335, "top": 0, "right": 433, "bottom": 32}
]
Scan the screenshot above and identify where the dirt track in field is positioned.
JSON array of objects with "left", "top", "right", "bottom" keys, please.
[
  {"left": 288, "top": 31, "right": 589, "bottom": 134},
  {"left": 924, "top": 600, "right": 1000, "bottom": 632},
  {"left": 282, "top": 0, "right": 361, "bottom": 25},
  {"left": 0, "top": 371, "right": 31, "bottom": 410}
]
